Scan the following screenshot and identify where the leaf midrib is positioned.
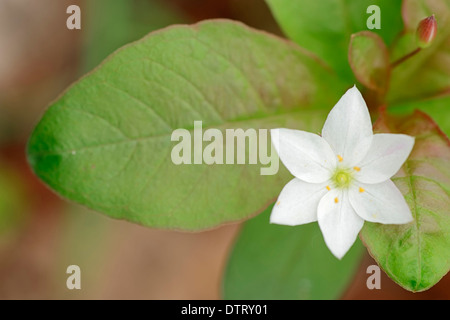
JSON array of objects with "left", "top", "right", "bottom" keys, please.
[
  {"left": 405, "top": 160, "right": 422, "bottom": 291},
  {"left": 29, "top": 108, "right": 328, "bottom": 157}
]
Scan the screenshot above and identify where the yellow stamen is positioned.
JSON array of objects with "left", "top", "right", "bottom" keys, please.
[
  {"left": 277, "top": 201, "right": 281, "bottom": 206},
  {"left": 359, "top": 187, "right": 365, "bottom": 193},
  {"left": 337, "top": 155, "right": 343, "bottom": 162},
  {"left": 334, "top": 197, "right": 339, "bottom": 203},
  {"left": 326, "top": 186, "right": 331, "bottom": 191},
  {"left": 354, "top": 166, "right": 361, "bottom": 172}
]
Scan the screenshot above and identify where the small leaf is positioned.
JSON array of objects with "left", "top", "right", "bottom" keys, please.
[
  {"left": 389, "top": 0, "right": 450, "bottom": 104},
  {"left": 349, "top": 31, "right": 390, "bottom": 92},
  {"left": 27, "top": 20, "right": 346, "bottom": 230},
  {"left": 265, "top": 0, "right": 403, "bottom": 81},
  {"left": 223, "top": 204, "right": 365, "bottom": 300},
  {"left": 360, "top": 110, "right": 450, "bottom": 292}
]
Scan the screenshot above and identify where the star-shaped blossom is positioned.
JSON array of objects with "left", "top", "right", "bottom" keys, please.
[{"left": 271, "top": 86, "right": 415, "bottom": 259}]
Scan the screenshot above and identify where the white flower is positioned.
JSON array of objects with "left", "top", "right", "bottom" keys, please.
[{"left": 271, "top": 86, "right": 415, "bottom": 259}]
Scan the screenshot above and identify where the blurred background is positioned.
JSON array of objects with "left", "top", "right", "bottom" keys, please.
[{"left": 0, "top": 0, "right": 449, "bottom": 299}]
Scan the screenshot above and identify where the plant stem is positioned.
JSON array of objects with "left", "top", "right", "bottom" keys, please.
[{"left": 391, "top": 48, "right": 422, "bottom": 68}]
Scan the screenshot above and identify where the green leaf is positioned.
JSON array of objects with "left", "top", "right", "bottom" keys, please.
[
  {"left": 265, "top": 0, "right": 403, "bottom": 81},
  {"left": 388, "top": 0, "right": 450, "bottom": 104},
  {"left": 223, "top": 204, "right": 365, "bottom": 300},
  {"left": 390, "top": 94, "right": 450, "bottom": 137},
  {"left": 349, "top": 31, "right": 390, "bottom": 93},
  {"left": 27, "top": 20, "right": 346, "bottom": 230},
  {"left": 360, "top": 110, "right": 450, "bottom": 292}
]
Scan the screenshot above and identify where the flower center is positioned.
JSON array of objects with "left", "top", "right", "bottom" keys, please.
[{"left": 331, "top": 168, "right": 353, "bottom": 189}]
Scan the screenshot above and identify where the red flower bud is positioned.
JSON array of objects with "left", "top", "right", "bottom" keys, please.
[{"left": 416, "top": 15, "right": 438, "bottom": 49}]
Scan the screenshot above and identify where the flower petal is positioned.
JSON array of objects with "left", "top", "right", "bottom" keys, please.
[
  {"left": 322, "top": 86, "right": 373, "bottom": 166},
  {"left": 270, "top": 178, "right": 329, "bottom": 226},
  {"left": 349, "top": 180, "right": 413, "bottom": 224},
  {"left": 355, "top": 133, "right": 415, "bottom": 184},
  {"left": 271, "top": 128, "right": 336, "bottom": 183},
  {"left": 317, "top": 189, "right": 364, "bottom": 259}
]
